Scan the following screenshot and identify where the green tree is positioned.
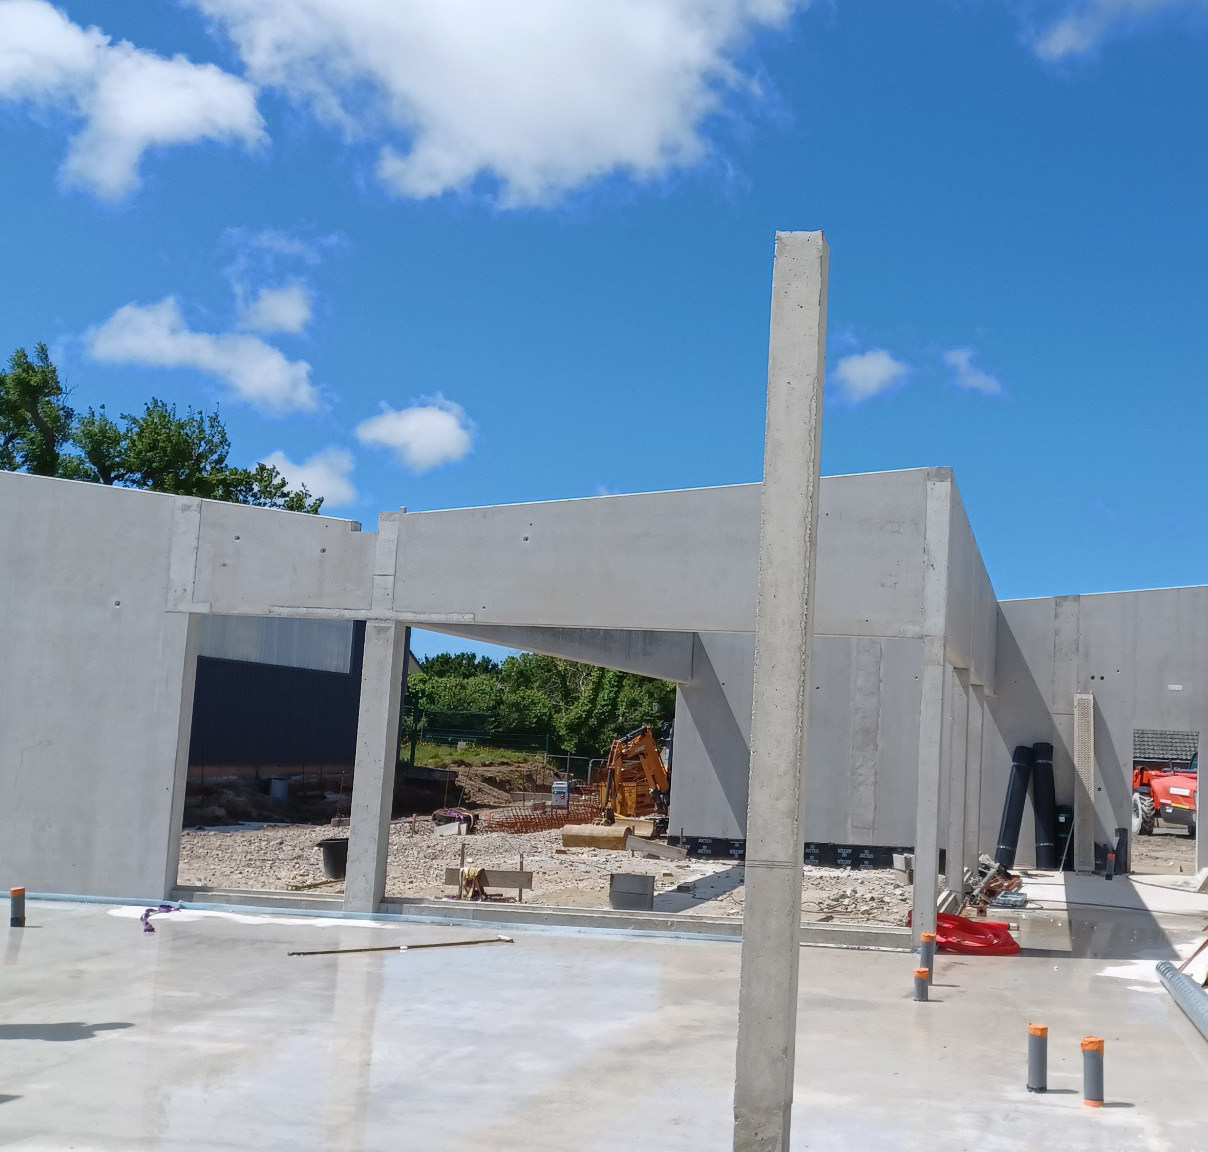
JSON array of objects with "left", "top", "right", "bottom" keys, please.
[
  {"left": 2, "top": 345, "right": 321, "bottom": 512},
  {"left": 0, "top": 344, "right": 74, "bottom": 476}
]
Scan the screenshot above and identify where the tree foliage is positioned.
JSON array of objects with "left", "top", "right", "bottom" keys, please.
[
  {"left": 410, "top": 650, "right": 676, "bottom": 759},
  {"left": 2, "top": 345, "right": 321, "bottom": 512}
]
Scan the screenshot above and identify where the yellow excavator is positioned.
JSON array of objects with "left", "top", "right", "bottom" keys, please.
[{"left": 595, "top": 726, "right": 671, "bottom": 835}]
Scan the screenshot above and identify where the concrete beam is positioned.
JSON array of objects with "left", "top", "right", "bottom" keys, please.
[
  {"left": 733, "top": 231, "right": 829, "bottom": 1152},
  {"left": 423, "top": 624, "right": 695, "bottom": 682},
  {"left": 344, "top": 622, "right": 408, "bottom": 913}
]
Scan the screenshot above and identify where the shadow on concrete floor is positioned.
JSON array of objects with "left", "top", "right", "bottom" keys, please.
[
  {"left": 654, "top": 864, "right": 744, "bottom": 914},
  {"left": 0, "top": 1022, "right": 133, "bottom": 1042}
]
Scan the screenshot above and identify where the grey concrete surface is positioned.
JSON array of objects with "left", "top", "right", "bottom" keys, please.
[{"left": 2, "top": 900, "right": 1206, "bottom": 1152}]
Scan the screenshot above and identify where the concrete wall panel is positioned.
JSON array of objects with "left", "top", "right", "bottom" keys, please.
[
  {"left": 190, "top": 501, "right": 373, "bottom": 616},
  {"left": 0, "top": 476, "right": 192, "bottom": 896}
]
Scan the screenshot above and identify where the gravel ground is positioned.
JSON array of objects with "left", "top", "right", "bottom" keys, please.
[
  {"left": 1128, "top": 825, "right": 1198, "bottom": 875},
  {"left": 177, "top": 819, "right": 912, "bottom": 925}
]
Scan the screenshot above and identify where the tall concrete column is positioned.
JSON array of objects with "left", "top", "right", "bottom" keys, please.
[
  {"left": 945, "top": 668, "right": 971, "bottom": 896},
  {"left": 344, "top": 620, "right": 408, "bottom": 913},
  {"left": 163, "top": 613, "right": 202, "bottom": 897},
  {"left": 963, "top": 685, "right": 985, "bottom": 878},
  {"left": 911, "top": 476, "right": 951, "bottom": 944},
  {"left": 733, "top": 230, "right": 828, "bottom": 1152}
]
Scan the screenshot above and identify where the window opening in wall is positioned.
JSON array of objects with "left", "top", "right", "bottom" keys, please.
[
  {"left": 173, "top": 615, "right": 366, "bottom": 900},
  {"left": 1129, "top": 728, "right": 1198, "bottom": 876}
]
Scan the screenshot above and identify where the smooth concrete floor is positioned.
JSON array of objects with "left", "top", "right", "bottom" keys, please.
[{"left": 2, "top": 892, "right": 1207, "bottom": 1152}]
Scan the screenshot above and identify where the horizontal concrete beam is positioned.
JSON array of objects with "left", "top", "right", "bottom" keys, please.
[{"left": 424, "top": 624, "right": 696, "bottom": 681}]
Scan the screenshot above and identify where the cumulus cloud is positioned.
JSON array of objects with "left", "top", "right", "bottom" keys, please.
[
  {"left": 239, "top": 283, "right": 312, "bottom": 334},
  {"left": 354, "top": 396, "right": 474, "bottom": 472},
  {"left": 832, "top": 349, "right": 909, "bottom": 404},
  {"left": 1030, "top": 0, "right": 1206, "bottom": 60},
  {"left": 86, "top": 297, "right": 319, "bottom": 414},
  {"left": 943, "top": 347, "right": 1003, "bottom": 396},
  {"left": 191, "top": 0, "right": 803, "bottom": 205},
  {"left": 0, "top": 0, "right": 264, "bottom": 199},
  {"left": 261, "top": 446, "right": 357, "bottom": 507}
]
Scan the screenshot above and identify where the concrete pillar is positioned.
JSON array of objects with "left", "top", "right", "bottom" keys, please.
[
  {"left": 911, "top": 477, "right": 951, "bottom": 944},
  {"left": 162, "top": 613, "right": 202, "bottom": 898},
  {"left": 963, "top": 685, "right": 985, "bottom": 878},
  {"left": 344, "top": 621, "right": 408, "bottom": 913},
  {"left": 733, "top": 230, "right": 828, "bottom": 1152},
  {"left": 945, "top": 668, "right": 971, "bottom": 896}
]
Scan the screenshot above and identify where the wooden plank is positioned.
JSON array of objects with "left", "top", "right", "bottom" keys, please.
[{"left": 443, "top": 868, "right": 533, "bottom": 890}]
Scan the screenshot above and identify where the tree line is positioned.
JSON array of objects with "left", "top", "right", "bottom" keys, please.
[
  {"left": 409, "top": 651, "right": 676, "bottom": 759},
  {"left": 1, "top": 344, "right": 319, "bottom": 510}
]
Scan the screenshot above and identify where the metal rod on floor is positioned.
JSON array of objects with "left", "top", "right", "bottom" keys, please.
[{"left": 288, "top": 935, "right": 513, "bottom": 957}]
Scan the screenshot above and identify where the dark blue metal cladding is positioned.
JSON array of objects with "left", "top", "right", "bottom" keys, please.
[{"left": 188, "top": 621, "right": 365, "bottom": 770}]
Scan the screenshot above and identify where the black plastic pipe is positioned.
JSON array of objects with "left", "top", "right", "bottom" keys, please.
[
  {"left": 995, "top": 745, "right": 1034, "bottom": 869},
  {"left": 1031, "top": 742, "right": 1059, "bottom": 870}
]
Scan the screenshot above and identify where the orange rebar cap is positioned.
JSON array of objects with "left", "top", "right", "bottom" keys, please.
[
  {"left": 913, "top": 967, "right": 930, "bottom": 979},
  {"left": 1028, "top": 1024, "right": 1047, "bottom": 1038},
  {"left": 921, "top": 932, "right": 936, "bottom": 943},
  {"left": 9, "top": 887, "right": 24, "bottom": 898},
  {"left": 1081, "top": 1037, "right": 1104, "bottom": 1053}
]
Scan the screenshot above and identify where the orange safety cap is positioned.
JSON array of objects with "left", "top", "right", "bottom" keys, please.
[
  {"left": 1028, "top": 1024, "right": 1048, "bottom": 1038},
  {"left": 9, "top": 887, "right": 24, "bottom": 898},
  {"left": 1081, "top": 1037, "right": 1104, "bottom": 1053},
  {"left": 913, "top": 967, "right": 930, "bottom": 979},
  {"left": 921, "top": 932, "right": 936, "bottom": 943}
]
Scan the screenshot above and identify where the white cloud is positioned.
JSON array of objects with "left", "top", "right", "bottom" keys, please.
[
  {"left": 832, "top": 349, "right": 909, "bottom": 404},
  {"left": 86, "top": 297, "right": 319, "bottom": 415},
  {"left": 239, "top": 283, "right": 312, "bottom": 334},
  {"left": 261, "top": 447, "right": 357, "bottom": 507},
  {"left": 0, "top": 0, "right": 264, "bottom": 199},
  {"left": 1031, "top": 0, "right": 1205, "bottom": 60},
  {"left": 943, "top": 347, "right": 1003, "bottom": 396},
  {"left": 354, "top": 395, "right": 474, "bottom": 472},
  {"left": 191, "top": 0, "right": 803, "bottom": 205}
]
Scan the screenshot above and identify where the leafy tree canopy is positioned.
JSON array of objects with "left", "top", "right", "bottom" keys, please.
[
  {"left": 408, "top": 650, "right": 676, "bottom": 759},
  {"left": 2, "top": 344, "right": 319, "bottom": 512}
]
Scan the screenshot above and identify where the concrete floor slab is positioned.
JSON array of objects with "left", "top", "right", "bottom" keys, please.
[{"left": 2, "top": 900, "right": 1207, "bottom": 1151}]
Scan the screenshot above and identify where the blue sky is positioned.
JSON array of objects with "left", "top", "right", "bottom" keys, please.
[{"left": 2, "top": 1, "right": 1206, "bottom": 659}]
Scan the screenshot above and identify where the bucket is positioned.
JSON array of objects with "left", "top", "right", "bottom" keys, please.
[{"left": 317, "top": 837, "right": 349, "bottom": 879}]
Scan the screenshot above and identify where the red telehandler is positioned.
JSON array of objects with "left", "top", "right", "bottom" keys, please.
[{"left": 1132, "top": 752, "right": 1198, "bottom": 838}]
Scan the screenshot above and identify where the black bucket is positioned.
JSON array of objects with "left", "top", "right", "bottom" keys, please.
[{"left": 317, "top": 837, "right": 349, "bottom": 880}]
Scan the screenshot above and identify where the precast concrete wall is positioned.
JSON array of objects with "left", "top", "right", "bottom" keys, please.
[
  {"left": 0, "top": 472, "right": 372, "bottom": 899},
  {"left": 667, "top": 469, "right": 942, "bottom": 852},
  {"left": 985, "top": 587, "right": 1208, "bottom": 868},
  {"left": 0, "top": 475, "right": 195, "bottom": 897}
]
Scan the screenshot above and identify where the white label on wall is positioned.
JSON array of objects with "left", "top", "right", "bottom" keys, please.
[{"left": 1167, "top": 684, "right": 1184, "bottom": 691}]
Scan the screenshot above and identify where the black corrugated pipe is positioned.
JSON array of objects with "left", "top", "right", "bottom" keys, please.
[
  {"left": 995, "top": 745, "right": 1035, "bottom": 869},
  {"left": 1031, "top": 742, "right": 1059, "bottom": 870}
]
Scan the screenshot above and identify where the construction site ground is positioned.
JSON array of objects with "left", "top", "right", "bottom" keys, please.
[
  {"left": 7, "top": 892, "right": 1208, "bottom": 1152},
  {"left": 177, "top": 819, "right": 913, "bottom": 925}
]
